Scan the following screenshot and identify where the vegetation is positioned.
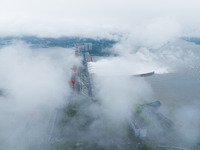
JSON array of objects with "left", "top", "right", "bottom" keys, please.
[
  {"left": 51, "top": 140, "right": 120, "bottom": 150},
  {"left": 54, "top": 96, "right": 142, "bottom": 150},
  {"left": 135, "top": 104, "right": 143, "bottom": 114},
  {"left": 65, "top": 102, "right": 79, "bottom": 117},
  {"left": 0, "top": 36, "right": 117, "bottom": 56},
  {"left": 134, "top": 104, "right": 152, "bottom": 126},
  {"left": 138, "top": 144, "right": 156, "bottom": 150}
]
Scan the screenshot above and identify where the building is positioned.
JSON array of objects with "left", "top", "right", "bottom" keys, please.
[{"left": 84, "top": 43, "right": 92, "bottom": 51}]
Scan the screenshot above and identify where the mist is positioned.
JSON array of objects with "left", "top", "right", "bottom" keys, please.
[
  {"left": 0, "top": 42, "right": 80, "bottom": 150},
  {"left": 0, "top": 27, "right": 200, "bottom": 150},
  {"left": 0, "top": 0, "right": 200, "bottom": 149},
  {"left": 88, "top": 20, "right": 200, "bottom": 149}
]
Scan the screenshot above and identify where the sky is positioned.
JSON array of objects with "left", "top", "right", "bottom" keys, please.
[{"left": 0, "top": 0, "right": 200, "bottom": 37}]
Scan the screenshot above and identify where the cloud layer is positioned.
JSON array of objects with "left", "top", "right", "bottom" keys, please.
[
  {"left": 0, "top": 0, "right": 200, "bottom": 37},
  {"left": 0, "top": 42, "right": 80, "bottom": 150}
]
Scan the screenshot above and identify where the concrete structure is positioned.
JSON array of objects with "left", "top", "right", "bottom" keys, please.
[
  {"left": 128, "top": 119, "right": 147, "bottom": 137},
  {"left": 84, "top": 43, "right": 92, "bottom": 51},
  {"left": 75, "top": 43, "right": 92, "bottom": 51}
]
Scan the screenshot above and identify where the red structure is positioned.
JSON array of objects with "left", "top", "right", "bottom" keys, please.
[
  {"left": 75, "top": 44, "right": 79, "bottom": 57},
  {"left": 68, "top": 80, "right": 75, "bottom": 88},
  {"left": 71, "top": 66, "right": 77, "bottom": 72}
]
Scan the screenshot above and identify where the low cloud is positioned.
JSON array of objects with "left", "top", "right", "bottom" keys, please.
[
  {"left": 0, "top": 42, "right": 79, "bottom": 150},
  {"left": 0, "top": 0, "right": 200, "bottom": 37}
]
